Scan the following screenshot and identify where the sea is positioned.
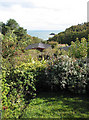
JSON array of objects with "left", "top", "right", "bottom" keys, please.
[{"left": 27, "top": 30, "right": 62, "bottom": 41}]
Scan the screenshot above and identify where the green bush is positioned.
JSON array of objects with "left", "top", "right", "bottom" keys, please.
[
  {"left": 41, "top": 55, "right": 88, "bottom": 94},
  {"left": 2, "top": 60, "right": 46, "bottom": 118},
  {"left": 68, "top": 38, "right": 87, "bottom": 59},
  {"left": 2, "top": 53, "right": 89, "bottom": 118}
]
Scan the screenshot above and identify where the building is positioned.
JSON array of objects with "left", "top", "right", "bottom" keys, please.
[
  {"left": 25, "top": 43, "right": 51, "bottom": 52},
  {"left": 59, "top": 46, "right": 70, "bottom": 51}
]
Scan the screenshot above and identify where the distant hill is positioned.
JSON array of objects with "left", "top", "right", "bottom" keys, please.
[{"left": 48, "top": 22, "right": 89, "bottom": 45}]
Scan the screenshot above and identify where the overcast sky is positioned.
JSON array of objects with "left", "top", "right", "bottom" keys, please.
[{"left": 0, "top": 0, "right": 88, "bottom": 30}]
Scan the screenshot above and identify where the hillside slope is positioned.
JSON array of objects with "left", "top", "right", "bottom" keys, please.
[{"left": 48, "top": 22, "right": 89, "bottom": 45}]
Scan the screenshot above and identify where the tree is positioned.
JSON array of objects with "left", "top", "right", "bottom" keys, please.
[
  {"left": 48, "top": 41, "right": 58, "bottom": 48},
  {"left": 68, "top": 38, "right": 87, "bottom": 59},
  {"left": 0, "top": 22, "right": 6, "bottom": 35},
  {"left": 14, "top": 27, "right": 27, "bottom": 41},
  {"left": 31, "top": 36, "right": 43, "bottom": 44},
  {"left": 87, "top": 34, "right": 89, "bottom": 58},
  {"left": 2, "top": 30, "right": 18, "bottom": 58},
  {"left": 1, "top": 19, "right": 19, "bottom": 35},
  {"left": 6, "top": 19, "right": 19, "bottom": 30},
  {"left": 48, "top": 22, "right": 89, "bottom": 45}
]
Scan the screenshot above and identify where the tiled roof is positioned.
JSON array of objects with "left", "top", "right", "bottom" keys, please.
[{"left": 25, "top": 43, "right": 51, "bottom": 50}]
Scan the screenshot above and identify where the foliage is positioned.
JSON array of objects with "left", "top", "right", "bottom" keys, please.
[
  {"left": 40, "top": 44, "right": 61, "bottom": 61},
  {"left": 2, "top": 59, "right": 46, "bottom": 118},
  {"left": 6, "top": 19, "right": 19, "bottom": 30},
  {"left": 2, "top": 30, "right": 18, "bottom": 58},
  {"left": 36, "top": 55, "right": 88, "bottom": 94},
  {"left": 1, "top": 18, "right": 45, "bottom": 54},
  {"left": 60, "top": 49, "right": 68, "bottom": 56},
  {"left": 68, "top": 38, "right": 87, "bottom": 59},
  {"left": 48, "top": 22, "right": 89, "bottom": 45},
  {"left": 14, "top": 27, "right": 27, "bottom": 41},
  {"left": 48, "top": 41, "right": 58, "bottom": 48},
  {"left": 1, "top": 18, "right": 89, "bottom": 119},
  {"left": 2, "top": 67, "right": 35, "bottom": 118},
  {"left": 1, "top": 19, "right": 32, "bottom": 50},
  {"left": 87, "top": 34, "right": 89, "bottom": 57},
  {"left": 31, "top": 36, "right": 43, "bottom": 44}
]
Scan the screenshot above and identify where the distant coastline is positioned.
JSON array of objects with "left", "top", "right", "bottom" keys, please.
[{"left": 27, "top": 30, "right": 62, "bottom": 40}]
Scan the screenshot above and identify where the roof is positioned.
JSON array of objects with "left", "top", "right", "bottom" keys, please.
[
  {"left": 25, "top": 43, "right": 51, "bottom": 50},
  {"left": 58, "top": 44, "right": 66, "bottom": 47},
  {"left": 60, "top": 46, "right": 70, "bottom": 51}
]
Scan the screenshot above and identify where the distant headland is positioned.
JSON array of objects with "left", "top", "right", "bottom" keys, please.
[{"left": 49, "top": 33, "right": 55, "bottom": 35}]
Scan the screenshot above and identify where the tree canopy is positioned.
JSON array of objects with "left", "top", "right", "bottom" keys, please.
[
  {"left": 48, "top": 22, "right": 89, "bottom": 45},
  {"left": 1, "top": 19, "right": 44, "bottom": 57}
]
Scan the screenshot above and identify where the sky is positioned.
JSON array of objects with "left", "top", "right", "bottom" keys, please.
[{"left": 0, "top": 0, "right": 88, "bottom": 30}]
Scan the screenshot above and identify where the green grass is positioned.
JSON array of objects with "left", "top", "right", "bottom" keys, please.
[{"left": 22, "top": 91, "right": 89, "bottom": 119}]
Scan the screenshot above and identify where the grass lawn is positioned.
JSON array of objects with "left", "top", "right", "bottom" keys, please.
[{"left": 22, "top": 91, "right": 89, "bottom": 119}]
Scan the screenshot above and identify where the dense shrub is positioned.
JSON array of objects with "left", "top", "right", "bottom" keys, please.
[
  {"left": 2, "top": 60, "right": 46, "bottom": 118},
  {"left": 37, "top": 55, "right": 89, "bottom": 94},
  {"left": 2, "top": 67, "right": 36, "bottom": 118}
]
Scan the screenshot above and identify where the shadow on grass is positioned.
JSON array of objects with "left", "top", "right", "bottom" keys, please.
[
  {"left": 22, "top": 91, "right": 89, "bottom": 118},
  {"left": 36, "top": 91, "right": 89, "bottom": 118}
]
